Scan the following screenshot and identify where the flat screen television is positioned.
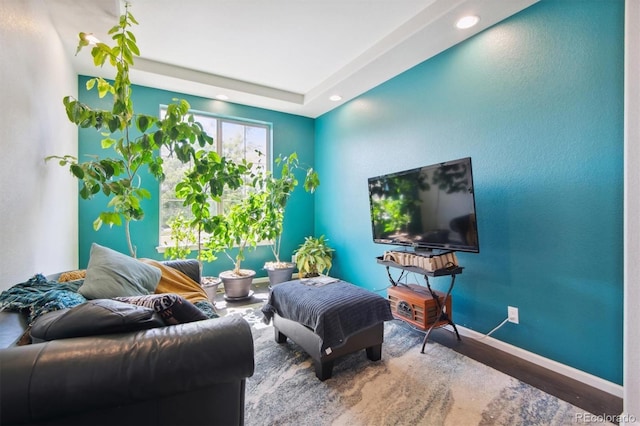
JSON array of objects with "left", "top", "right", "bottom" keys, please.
[{"left": 367, "top": 157, "right": 479, "bottom": 254}]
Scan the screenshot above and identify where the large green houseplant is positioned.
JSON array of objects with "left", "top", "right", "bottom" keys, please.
[
  {"left": 164, "top": 150, "right": 249, "bottom": 263},
  {"left": 163, "top": 151, "right": 261, "bottom": 300},
  {"left": 202, "top": 168, "right": 270, "bottom": 299},
  {"left": 47, "top": 4, "right": 212, "bottom": 257},
  {"left": 162, "top": 150, "right": 250, "bottom": 302},
  {"left": 260, "top": 153, "right": 319, "bottom": 285},
  {"left": 165, "top": 151, "right": 319, "bottom": 296}
]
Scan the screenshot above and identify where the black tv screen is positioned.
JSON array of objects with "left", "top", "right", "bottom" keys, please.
[{"left": 367, "top": 157, "right": 479, "bottom": 253}]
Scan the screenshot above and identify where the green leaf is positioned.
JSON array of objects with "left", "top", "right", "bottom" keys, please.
[
  {"left": 125, "top": 38, "right": 140, "bottom": 56},
  {"left": 122, "top": 48, "right": 134, "bottom": 65},
  {"left": 128, "top": 12, "right": 139, "bottom": 25},
  {"left": 97, "top": 79, "right": 111, "bottom": 98},
  {"left": 100, "top": 212, "right": 122, "bottom": 227},
  {"left": 108, "top": 115, "right": 121, "bottom": 133},
  {"left": 101, "top": 137, "right": 116, "bottom": 149},
  {"left": 137, "top": 115, "right": 150, "bottom": 132},
  {"left": 70, "top": 164, "right": 84, "bottom": 179},
  {"left": 137, "top": 188, "right": 151, "bottom": 199},
  {"left": 79, "top": 185, "right": 90, "bottom": 199},
  {"left": 153, "top": 130, "right": 164, "bottom": 145},
  {"left": 91, "top": 47, "right": 106, "bottom": 67}
]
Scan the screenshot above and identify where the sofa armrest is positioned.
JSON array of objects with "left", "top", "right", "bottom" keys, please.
[
  {"left": 161, "top": 259, "right": 201, "bottom": 284},
  {"left": 0, "top": 314, "right": 254, "bottom": 424}
]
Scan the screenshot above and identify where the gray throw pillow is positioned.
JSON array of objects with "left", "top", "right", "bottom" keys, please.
[{"left": 78, "top": 243, "right": 161, "bottom": 299}]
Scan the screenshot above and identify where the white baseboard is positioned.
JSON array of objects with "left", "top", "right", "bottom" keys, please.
[{"left": 443, "top": 324, "right": 624, "bottom": 399}]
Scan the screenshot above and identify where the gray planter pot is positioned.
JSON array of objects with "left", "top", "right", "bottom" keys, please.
[
  {"left": 266, "top": 263, "right": 296, "bottom": 287},
  {"left": 219, "top": 269, "right": 255, "bottom": 301},
  {"left": 201, "top": 276, "right": 221, "bottom": 305}
]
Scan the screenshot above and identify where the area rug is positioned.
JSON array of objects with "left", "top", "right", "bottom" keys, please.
[{"left": 240, "top": 308, "right": 603, "bottom": 426}]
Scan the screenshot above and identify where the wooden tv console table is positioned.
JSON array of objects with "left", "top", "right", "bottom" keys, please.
[{"left": 377, "top": 256, "right": 463, "bottom": 353}]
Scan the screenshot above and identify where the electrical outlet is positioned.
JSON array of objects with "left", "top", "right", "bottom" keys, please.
[{"left": 508, "top": 306, "right": 519, "bottom": 324}]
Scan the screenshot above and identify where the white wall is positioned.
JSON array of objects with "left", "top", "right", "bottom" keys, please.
[
  {"left": 624, "top": 1, "right": 640, "bottom": 422},
  {"left": 0, "top": 0, "right": 78, "bottom": 289}
]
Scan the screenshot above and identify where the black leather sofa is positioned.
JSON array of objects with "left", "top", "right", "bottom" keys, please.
[{"left": 0, "top": 260, "right": 255, "bottom": 426}]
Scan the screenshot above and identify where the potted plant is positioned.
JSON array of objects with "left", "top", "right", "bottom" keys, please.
[
  {"left": 205, "top": 177, "right": 271, "bottom": 300},
  {"left": 294, "top": 235, "right": 335, "bottom": 278},
  {"left": 165, "top": 150, "right": 249, "bottom": 261},
  {"left": 46, "top": 4, "right": 212, "bottom": 257},
  {"left": 163, "top": 150, "right": 250, "bottom": 301},
  {"left": 261, "top": 153, "right": 320, "bottom": 286}
]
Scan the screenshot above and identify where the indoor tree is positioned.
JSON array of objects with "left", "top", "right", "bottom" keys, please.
[
  {"left": 261, "top": 153, "right": 319, "bottom": 278},
  {"left": 164, "top": 150, "right": 250, "bottom": 263},
  {"left": 203, "top": 166, "right": 269, "bottom": 278},
  {"left": 202, "top": 152, "right": 319, "bottom": 277},
  {"left": 194, "top": 163, "right": 269, "bottom": 300},
  {"left": 47, "top": 3, "right": 212, "bottom": 257}
]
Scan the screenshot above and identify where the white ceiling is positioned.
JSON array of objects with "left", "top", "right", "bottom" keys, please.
[{"left": 44, "top": 0, "right": 538, "bottom": 118}]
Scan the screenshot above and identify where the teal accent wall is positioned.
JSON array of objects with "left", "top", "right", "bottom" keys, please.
[
  {"left": 314, "top": 0, "right": 623, "bottom": 384},
  {"left": 77, "top": 79, "right": 315, "bottom": 278}
]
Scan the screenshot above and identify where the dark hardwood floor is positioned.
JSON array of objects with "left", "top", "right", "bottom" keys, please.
[
  {"left": 419, "top": 324, "right": 623, "bottom": 421},
  {"left": 218, "top": 282, "right": 623, "bottom": 422}
]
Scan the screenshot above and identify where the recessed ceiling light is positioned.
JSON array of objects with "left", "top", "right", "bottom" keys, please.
[
  {"left": 456, "top": 15, "right": 480, "bottom": 29},
  {"left": 216, "top": 94, "right": 229, "bottom": 101},
  {"left": 329, "top": 95, "right": 342, "bottom": 102}
]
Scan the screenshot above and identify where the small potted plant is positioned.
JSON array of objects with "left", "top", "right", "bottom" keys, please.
[
  {"left": 293, "top": 235, "right": 335, "bottom": 278},
  {"left": 261, "top": 153, "right": 320, "bottom": 285}
]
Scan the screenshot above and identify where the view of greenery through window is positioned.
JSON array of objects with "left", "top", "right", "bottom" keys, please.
[{"left": 159, "top": 107, "right": 270, "bottom": 246}]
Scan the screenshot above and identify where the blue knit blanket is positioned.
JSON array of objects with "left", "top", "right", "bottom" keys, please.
[
  {"left": 262, "top": 279, "right": 393, "bottom": 352},
  {"left": 0, "top": 274, "right": 86, "bottom": 323}
]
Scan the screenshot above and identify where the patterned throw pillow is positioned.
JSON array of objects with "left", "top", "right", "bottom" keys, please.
[{"left": 115, "top": 294, "right": 208, "bottom": 325}]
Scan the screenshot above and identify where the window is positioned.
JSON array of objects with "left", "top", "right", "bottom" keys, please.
[{"left": 159, "top": 107, "right": 271, "bottom": 246}]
